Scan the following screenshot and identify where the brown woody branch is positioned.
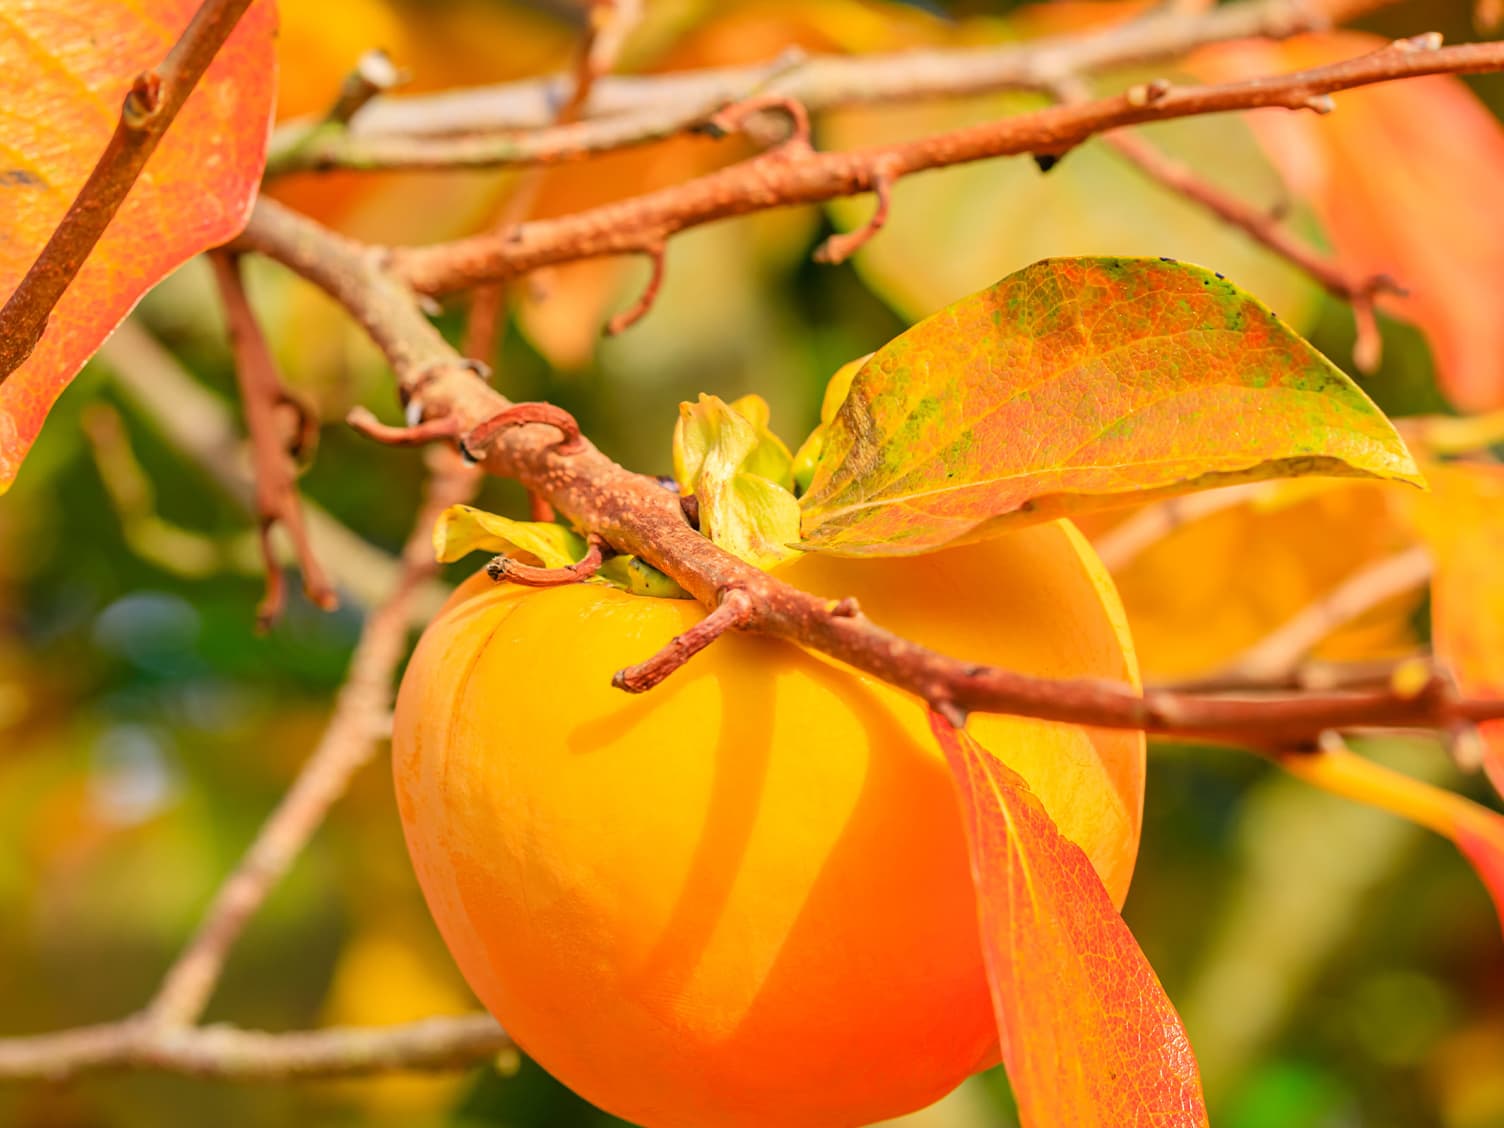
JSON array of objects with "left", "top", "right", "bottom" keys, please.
[
  {"left": 388, "top": 37, "right": 1504, "bottom": 298},
  {"left": 237, "top": 196, "right": 1504, "bottom": 751},
  {"left": 209, "top": 251, "right": 337, "bottom": 627},
  {"left": 0, "top": 1015, "right": 508, "bottom": 1082},
  {"left": 265, "top": 0, "right": 1394, "bottom": 174},
  {"left": 0, "top": 0, "right": 256, "bottom": 380},
  {"left": 487, "top": 536, "right": 606, "bottom": 587}
]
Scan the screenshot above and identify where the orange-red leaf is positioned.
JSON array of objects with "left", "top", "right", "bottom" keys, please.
[
  {"left": 0, "top": 0, "right": 277, "bottom": 492},
  {"left": 799, "top": 257, "right": 1420, "bottom": 556},
  {"left": 1192, "top": 33, "right": 1504, "bottom": 411},
  {"left": 1405, "top": 462, "right": 1504, "bottom": 797},
  {"left": 929, "top": 714, "right": 1209, "bottom": 1128}
]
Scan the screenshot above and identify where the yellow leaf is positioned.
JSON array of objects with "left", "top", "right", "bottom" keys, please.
[{"left": 432, "top": 505, "right": 585, "bottom": 568}]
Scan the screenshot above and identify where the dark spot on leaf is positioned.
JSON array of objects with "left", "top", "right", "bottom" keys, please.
[
  {"left": 1214, "top": 272, "right": 1225, "bottom": 280},
  {"left": 0, "top": 169, "right": 41, "bottom": 187},
  {"left": 1158, "top": 256, "right": 1176, "bottom": 264}
]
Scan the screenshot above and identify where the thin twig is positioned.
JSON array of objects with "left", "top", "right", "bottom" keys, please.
[
  {"left": 0, "top": 0, "right": 257, "bottom": 380},
  {"left": 143, "top": 450, "right": 478, "bottom": 1029},
  {"left": 388, "top": 37, "right": 1504, "bottom": 296},
  {"left": 613, "top": 589, "right": 757, "bottom": 691},
  {"left": 814, "top": 157, "right": 899, "bottom": 265},
  {"left": 486, "top": 537, "right": 605, "bottom": 587},
  {"left": 325, "top": 49, "right": 404, "bottom": 126},
  {"left": 347, "top": 405, "right": 464, "bottom": 446},
  {"left": 209, "top": 251, "right": 337, "bottom": 627},
  {"left": 1103, "top": 129, "right": 1403, "bottom": 372},
  {"left": 603, "top": 242, "right": 667, "bottom": 335}
]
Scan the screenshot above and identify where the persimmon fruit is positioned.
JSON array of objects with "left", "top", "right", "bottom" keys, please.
[{"left": 392, "top": 519, "right": 1143, "bottom": 1128}]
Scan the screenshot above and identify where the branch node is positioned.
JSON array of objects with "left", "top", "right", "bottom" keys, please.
[
  {"left": 1125, "top": 78, "right": 1172, "bottom": 108},
  {"left": 325, "top": 49, "right": 405, "bottom": 126},
  {"left": 604, "top": 243, "right": 667, "bottom": 335},
  {"left": 122, "top": 71, "right": 165, "bottom": 129},
  {"left": 1396, "top": 31, "right": 1444, "bottom": 53},
  {"left": 814, "top": 161, "right": 898, "bottom": 265},
  {"left": 486, "top": 537, "right": 605, "bottom": 587},
  {"left": 613, "top": 589, "right": 756, "bottom": 693},
  {"left": 462, "top": 402, "right": 584, "bottom": 459},
  {"left": 1303, "top": 93, "right": 1336, "bottom": 114},
  {"left": 827, "top": 596, "right": 861, "bottom": 619}
]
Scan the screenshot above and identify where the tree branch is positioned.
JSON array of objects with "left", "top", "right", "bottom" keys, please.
[
  {"left": 237, "top": 196, "right": 1504, "bottom": 751},
  {"left": 267, "top": 0, "right": 1391, "bottom": 157},
  {"left": 0, "top": 1015, "right": 508, "bottom": 1083},
  {"left": 1102, "top": 128, "right": 1403, "bottom": 371},
  {"left": 387, "top": 37, "right": 1504, "bottom": 297},
  {"left": 0, "top": 0, "right": 256, "bottom": 380},
  {"left": 209, "top": 251, "right": 337, "bottom": 627}
]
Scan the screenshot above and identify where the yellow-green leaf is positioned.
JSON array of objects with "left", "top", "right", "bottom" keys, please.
[
  {"left": 673, "top": 394, "right": 800, "bottom": 570},
  {"left": 433, "top": 505, "right": 585, "bottom": 568},
  {"left": 799, "top": 257, "right": 1423, "bottom": 557}
]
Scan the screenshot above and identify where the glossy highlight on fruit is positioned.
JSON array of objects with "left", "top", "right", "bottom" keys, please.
[{"left": 392, "top": 520, "right": 1143, "bottom": 1128}]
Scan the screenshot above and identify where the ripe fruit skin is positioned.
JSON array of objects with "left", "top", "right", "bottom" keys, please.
[{"left": 393, "top": 520, "right": 1142, "bottom": 1128}]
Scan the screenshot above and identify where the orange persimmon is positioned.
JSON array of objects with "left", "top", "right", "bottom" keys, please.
[{"left": 392, "top": 520, "right": 1143, "bottom": 1127}]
